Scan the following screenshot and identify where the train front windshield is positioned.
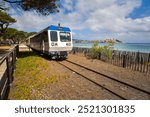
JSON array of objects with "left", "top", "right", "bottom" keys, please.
[{"left": 60, "top": 32, "right": 71, "bottom": 42}]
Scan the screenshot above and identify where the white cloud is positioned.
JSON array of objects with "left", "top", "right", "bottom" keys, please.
[
  {"left": 62, "top": 0, "right": 74, "bottom": 11},
  {"left": 9, "top": 0, "right": 150, "bottom": 42}
]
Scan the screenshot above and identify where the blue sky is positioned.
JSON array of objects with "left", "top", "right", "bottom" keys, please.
[
  {"left": 7, "top": 0, "right": 150, "bottom": 43},
  {"left": 129, "top": 0, "right": 150, "bottom": 18}
]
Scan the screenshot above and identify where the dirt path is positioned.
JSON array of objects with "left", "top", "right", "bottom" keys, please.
[
  {"left": 68, "top": 54, "right": 150, "bottom": 92},
  {"left": 30, "top": 60, "right": 121, "bottom": 100}
]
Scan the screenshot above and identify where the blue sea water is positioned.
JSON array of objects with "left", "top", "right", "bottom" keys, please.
[{"left": 73, "top": 43, "right": 150, "bottom": 53}]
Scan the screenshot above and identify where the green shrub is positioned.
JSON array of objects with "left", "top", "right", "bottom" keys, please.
[
  {"left": 90, "top": 42, "right": 101, "bottom": 59},
  {"left": 90, "top": 42, "right": 113, "bottom": 60}
]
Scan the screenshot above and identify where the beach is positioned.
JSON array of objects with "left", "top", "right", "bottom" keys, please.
[{"left": 73, "top": 43, "right": 150, "bottom": 53}]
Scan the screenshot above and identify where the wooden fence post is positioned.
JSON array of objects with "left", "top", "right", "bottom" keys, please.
[
  {"left": 137, "top": 52, "right": 140, "bottom": 71},
  {"left": 122, "top": 53, "right": 126, "bottom": 68},
  {"left": 16, "top": 44, "right": 19, "bottom": 55},
  {"left": 147, "top": 53, "right": 150, "bottom": 73},
  {"left": 6, "top": 56, "right": 11, "bottom": 85},
  {"left": 98, "top": 52, "right": 101, "bottom": 60}
]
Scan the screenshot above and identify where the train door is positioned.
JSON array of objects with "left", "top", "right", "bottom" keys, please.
[
  {"left": 44, "top": 31, "right": 49, "bottom": 53},
  {"left": 41, "top": 31, "right": 49, "bottom": 54},
  {"left": 42, "top": 39, "right": 45, "bottom": 53}
]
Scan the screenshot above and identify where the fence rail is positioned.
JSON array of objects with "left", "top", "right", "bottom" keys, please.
[
  {"left": 72, "top": 47, "right": 150, "bottom": 74},
  {"left": 0, "top": 45, "right": 18, "bottom": 99}
]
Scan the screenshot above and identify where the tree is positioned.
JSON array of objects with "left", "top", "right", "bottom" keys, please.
[
  {"left": 2, "top": 0, "right": 59, "bottom": 15},
  {"left": 0, "top": 10, "right": 16, "bottom": 35},
  {"left": 2, "top": 28, "right": 27, "bottom": 44},
  {"left": 15, "top": 30, "right": 28, "bottom": 43},
  {"left": 27, "top": 32, "right": 37, "bottom": 37}
]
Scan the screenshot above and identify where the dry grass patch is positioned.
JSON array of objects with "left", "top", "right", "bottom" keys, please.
[
  {"left": 0, "top": 46, "right": 12, "bottom": 54},
  {"left": 8, "top": 51, "right": 69, "bottom": 99}
]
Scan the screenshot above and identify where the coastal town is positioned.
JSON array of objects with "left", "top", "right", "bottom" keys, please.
[{"left": 73, "top": 38, "right": 122, "bottom": 43}]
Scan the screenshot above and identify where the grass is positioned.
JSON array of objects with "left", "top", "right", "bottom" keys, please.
[{"left": 8, "top": 51, "right": 67, "bottom": 99}]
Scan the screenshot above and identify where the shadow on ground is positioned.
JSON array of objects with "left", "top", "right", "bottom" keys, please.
[
  {"left": 17, "top": 51, "right": 67, "bottom": 61},
  {"left": 17, "top": 51, "right": 38, "bottom": 58}
]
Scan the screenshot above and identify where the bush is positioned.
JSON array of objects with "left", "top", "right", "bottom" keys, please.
[
  {"left": 90, "top": 42, "right": 101, "bottom": 59},
  {"left": 90, "top": 42, "right": 113, "bottom": 60}
]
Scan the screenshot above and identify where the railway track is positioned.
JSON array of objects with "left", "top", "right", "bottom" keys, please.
[{"left": 58, "top": 60, "right": 150, "bottom": 100}]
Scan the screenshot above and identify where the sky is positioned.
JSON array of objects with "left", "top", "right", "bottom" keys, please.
[{"left": 6, "top": 0, "right": 150, "bottom": 43}]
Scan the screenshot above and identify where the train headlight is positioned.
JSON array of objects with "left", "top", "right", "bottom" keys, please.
[
  {"left": 51, "top": 43, "right": 57, "bottom": 46},
  {"left": 51, "top": 43, "right": 55, "bottom": 46},
  {"left": 66, "top": 43, "right": 71, "bottom": 46}
]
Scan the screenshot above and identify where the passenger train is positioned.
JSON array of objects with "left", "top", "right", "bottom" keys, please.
[{"left": 27, "top": 24, "right": 73, "bottom": 58}]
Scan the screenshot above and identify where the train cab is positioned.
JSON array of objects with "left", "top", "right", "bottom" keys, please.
[
  {"left": 48, "top": 25, "right": 73, "bottom": 58},
  {"left": 28, "top": 24, "right": 73, "bottom": 59}
]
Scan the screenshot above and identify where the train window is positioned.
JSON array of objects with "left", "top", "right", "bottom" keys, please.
[
  {"left": 50, "top": 31, "right": 58, "bottom": 41},
  {"left": 60, "top": 32, "right": 71, "bottom": 42}
]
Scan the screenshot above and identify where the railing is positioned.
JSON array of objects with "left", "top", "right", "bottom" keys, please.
[
  {"left": 72, "top": 47, "right": 150, "bottom": 74},
  {"left": 0, "top": 45, "right": 18, "bottom": 99}
]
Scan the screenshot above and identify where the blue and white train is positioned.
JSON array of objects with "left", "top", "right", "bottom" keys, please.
[{"left": 27, "top": 24, "right": 73, "bottom": 58}]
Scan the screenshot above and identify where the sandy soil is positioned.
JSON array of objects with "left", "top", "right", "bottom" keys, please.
[
  {"left": 31, "top": 60, "right": 121, "bottom": 100},
  {"left": 33, "top": 54, "right": 150, "bottom": 99},
  {"left": 68, "top": 54, "right": 150, "bottom": 92}
]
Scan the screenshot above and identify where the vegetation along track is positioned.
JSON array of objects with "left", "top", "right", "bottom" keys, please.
[{"left": 58, "top": 60, "right": 150, "bottom": 100}]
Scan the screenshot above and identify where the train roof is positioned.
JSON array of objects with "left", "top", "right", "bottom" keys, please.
[
  {"left": 48, "top": 25, "right": 71, "bottom": 32},
  {"left": 28, "top": 25, "right": 71, "bottom": 39}
]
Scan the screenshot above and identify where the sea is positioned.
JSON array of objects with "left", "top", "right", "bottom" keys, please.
[{"left": 73, "top": 43, "right": 150, "bottom": 53}]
